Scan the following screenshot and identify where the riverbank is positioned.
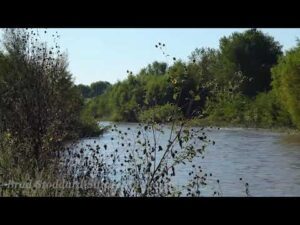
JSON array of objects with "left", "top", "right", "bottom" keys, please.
[
  {"left": 96, "top": 118, "right": 299, "bottom": 135},
  {"left": 184, "top": 118, "right": 299, "bottom": 134}
]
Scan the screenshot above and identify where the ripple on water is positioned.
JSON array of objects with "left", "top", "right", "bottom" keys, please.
[{"left": 67, "top": 123, "right": 300, "bottom": 196}]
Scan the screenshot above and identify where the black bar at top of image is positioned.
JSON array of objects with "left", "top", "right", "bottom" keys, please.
[{"left": 0, "top": 2, "right": 299, "bottom": 28}]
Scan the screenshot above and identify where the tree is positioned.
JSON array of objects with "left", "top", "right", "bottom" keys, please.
[
  {"left": 144, "top": 75, "right": 172, "bottom": 107},
  {"left": 271, "top": 42, "right": 300, "bottom": 129},
  {"left": 77, "top": 81, "right": 111, "bottom": 98},
  {"left": 167, "top": 60, "right": 214, "bottom": 118},
  {"left": 187, "top": 48, "right": 222, "bottom": 111},
  {"left": 218, "top": 29, "right": 283, "bottom": 96},
  {"left": 89, "top": 81, "right": 111, "bottom": 97},
  {"left": 0, "top": 29, "right": 95, "bottom": 169},
  {"left": 139, "top": 61, "right": 168, "bottom": 76},
  {"left": 77, "top": 84, "right": 91, "bottom": 98}
]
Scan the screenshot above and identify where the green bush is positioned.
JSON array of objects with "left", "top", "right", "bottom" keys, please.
[
  {"left": 138, "top": 103, "right": 183, "bottom": 123},
  {"left": 0, "top": 29, "right": 100, "bottom": 179},
  {"left": 204, "top": 93, "right": 249, "bottom": 124},
  {"left": 243, "top": 91, "right": 292, "bottom": 128},
  {"left": 204, "top": 91, "right": 292, "bottom": 128},
  {"left": 271, "top": 43, "right": 300, "bottom": 129},
  {"left": 77, "top": 109, "right": 102, "bottom": 138}
]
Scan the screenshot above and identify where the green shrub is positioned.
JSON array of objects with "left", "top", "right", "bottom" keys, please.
[
  {"left": 204, "top": 91, "right": 292, "bottom": 128},
  {"left": 204, "top": 93, "right": 249, "bottom": 124},
  {"left": 243, "top": 91, "right": 292, "bottom": 128},
  {"left": 77, "top": 109, "right": 102, "bottom": 138},
  {"left": 138, "top": 103, "right": 183, "bottom": 123},
  {"left": 271, "top": 43, "right": 300, "bottom": 129}
]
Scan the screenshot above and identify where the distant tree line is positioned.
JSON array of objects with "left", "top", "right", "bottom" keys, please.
[
  {"left": 85, "top": 29, "right": 299, "bottom": 129},
  {"left": 77, "top": 81, "right": 111, "bottom": 98}
]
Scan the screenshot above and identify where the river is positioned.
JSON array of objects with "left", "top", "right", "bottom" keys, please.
[{"left": 69, "top": 122, "right": 300, "bottom": 196}]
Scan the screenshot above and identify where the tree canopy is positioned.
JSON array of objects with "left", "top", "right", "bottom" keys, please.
[
  {"left": 0, "top": 29, "right": 99, "bottom": 168},
  {"left": 218, "top": 28, "right": 283, "bottom": 96},
  {"left": 85, "top": 29, "right": 295, "bottom": 129},
  {"left": 77, "top": 81, "right": 111, "bottom": 98},
  {"left": 271, "top": 42, "right": 300, "bottom": 129}
]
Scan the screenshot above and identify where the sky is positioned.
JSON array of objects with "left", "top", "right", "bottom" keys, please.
[{"left": 1, "top": 28, "right": 300, "bottom": 85}]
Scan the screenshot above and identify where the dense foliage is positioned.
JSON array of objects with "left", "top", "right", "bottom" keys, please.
[
  {"left": 217, "top": 29, "right": 282, "bottom": 96},
  {"left": 77, "top": 81, "right": 111, "bottom": 99},
  {"left": 85, "top": 29, "right": 295, "bottom": 129},
  {"left": 0, "top": 29, "right": 100, "bottom": 184},
  {"left": 0, "top": 28, "right": 299, "bottom": 197},
  {"left": 138, "top": 103, "right": 183, "bottom": 123},
  {"left": 271, "top": 42, "right": 300, "bottom": 129}
]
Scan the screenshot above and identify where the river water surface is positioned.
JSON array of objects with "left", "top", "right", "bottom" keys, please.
[{"left": 71, "top": 122, "right": 300, "bottom": 196}]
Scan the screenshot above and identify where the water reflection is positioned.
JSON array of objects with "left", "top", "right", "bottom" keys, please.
[{"left": 70, "top": 123, "right": 300, "bottom": 196}]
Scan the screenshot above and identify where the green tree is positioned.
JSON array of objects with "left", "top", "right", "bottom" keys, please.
[
  {"left": 77, "top": 84, "right": 91, "bottom": 98},
  {"left": 271, "top": 42, "right": 300, "bottom": 129},
  {"left": 167, "top": 60, "right": 214, "bottom": 117},
  {"left": 90, "top": 81, "right": 111, "bottom": 97},
  {"left": 139, "top": 61, "right": 168, "bottom": 76},
  {"left": 144, "top": 75, "right": 173, "bottom": 107},
  {"left": 0, "top": 29, "right": 98, "bottom": 169},
  {"left": 218, "top": 28, "right": 282, "bottom": 96}
]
